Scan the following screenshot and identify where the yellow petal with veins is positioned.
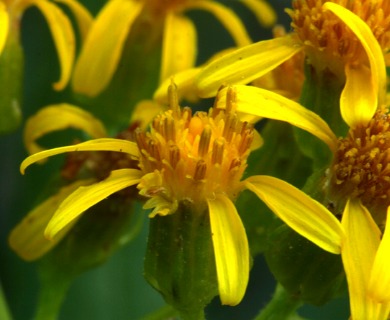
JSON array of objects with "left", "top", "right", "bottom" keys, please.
[
  {"left": 72, "top": 0, "right": 142, "bottom": 96},
  {"left": 324, "top": 3, "right": 386, "bottom": 126},
  {"left": 239, "top": 0, "right": 276, "bottom": 27},
  {"left": 368, "top": 207, "right": 390, "bottom": 302},
  {"left": 207, "top": 194, "right": 249, "bottom": 306},
  {"left": 55, "top": 0, "right": 93, "bottom": 43},
  {"left": 217, "top": 85, "right": 338, "bottom": 153},
  {"left": 8, "top": 179, "right": 94, "bottom": 261},
  {"left": 24, "top": 104, "right": 107, "bottom": 156},
  {"left": 45, "top": 169, "right": 142, "bottom": 239},
  {"left": 21, "top": 138, "right": 139, "bottom": 174},
  {"left": 187, "top": 0, "right": 252, "bottom": 47},
  {"left": 160, "top": 13, "right": 196, "bottom": 83},
  {"left": 341, "top": 199, "right": 381, "bottom": 320},
  {"left": 0, "top": 3, "right": 9, "bottom": 55},
  {"left": 196, "top": 36, "right": 302, "bottom": 97},
  {"left": 245, "top": 175, "right": 343, "bottom": 254},
  {"left": 26, "top": 0, "right": 75, "bottom": 90}
]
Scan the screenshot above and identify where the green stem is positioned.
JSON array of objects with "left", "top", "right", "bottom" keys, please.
[
  {"left": 0, "top": 282, "right": 12, "bottom": 320},
  {"left": 139, "top": 304, "right": 179, "bottom": 320},
  {"left": 253, "top": 283, "right": 302, "bottom": 320},
  {"left": 34, "top": 275, "right": 72, "bottom": 320}
]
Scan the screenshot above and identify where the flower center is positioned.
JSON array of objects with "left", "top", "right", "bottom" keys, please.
[
  {"left": 135, "top": 85, "right": 254, "bottom": 215},
  {"left": 331, "top": 107, "right": 390, "bottom": 222},
  {"left": 287, "top": 0, "right": 390, "bottom": 74}
]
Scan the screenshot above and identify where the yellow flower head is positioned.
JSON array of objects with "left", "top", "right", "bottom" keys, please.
[
  {"left": 287, "top": 0, "right": 390, "bottom": 77},
  {"left": 12, "top": 83, "right": 345, "bottom": 307},
  {"left": 330, "top": 107, "right": 390, "bottom": 223},
  {"left": 135, "top": 85, "right": 254, "bottom": 217},
  {"left": 197, "top": 2, "right": 388, "bottom": 134}
]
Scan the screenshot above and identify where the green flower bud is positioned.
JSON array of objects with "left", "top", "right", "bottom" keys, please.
[
  {"left": 144, "top": 203, "right": 218, "bottom": 320},
  {"left": 265, "top": 225, "right": 346, "bottom": 306}
]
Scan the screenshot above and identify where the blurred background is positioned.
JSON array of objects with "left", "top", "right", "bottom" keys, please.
[{"left": 0, "top": 0, "right": 350, "bottom": 319}]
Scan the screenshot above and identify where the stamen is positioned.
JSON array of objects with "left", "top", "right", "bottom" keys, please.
[
  {"left": 229, "top": 158, "right": 241, "bottom": 171},
  {"left": 168, "top": 82, "right": 180, "bottom": 119},
  {"left": 148, "top": 140, "right": 161, "bottom": 162},
  {"left": 164, "top": 116, "right": 176, "bottom": 142},
  {"left": 223, "top": 114, "right": 237, "bottom": 143},
  {"left": 169, "top": 144, "right": 180, "bottom": 169},
  {"left": 198, "top": 125, "right": 211, "bottom": 158},
  {"left": 212, "top": 139, "right": 225, "bottom": 165},
  {"left": 194, "top": 159, "right": 207, "bottom": 181}
]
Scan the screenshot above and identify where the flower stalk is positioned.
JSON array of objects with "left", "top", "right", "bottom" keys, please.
[{"left": 144, "top": 202, "right": 218, "bottom": 320}]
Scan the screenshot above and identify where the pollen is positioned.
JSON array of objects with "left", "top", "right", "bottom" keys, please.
[
  {"left": 331, "top": 107, "right": 390, "bottom": 218},
  {"left": 135, "top": 85, "right": 254, "bottom": 214},
  {"left": 287, "top": 0, "right": 390, "bottom": 74}
]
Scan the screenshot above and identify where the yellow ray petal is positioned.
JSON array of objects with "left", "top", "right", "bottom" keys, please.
[
  {"left": 196, "top": 36, "right": 302, "bottom": 98},
  {"left": 154, "top": 67, "right": 201, "bottom": 104},
  {"left": 196, "top": 36, "right": 302, "bottom": 97},
  {"left": 9, "top": 179, "right": 94, "bottom": 261},
  {"left": 245, "top": 175, "right": 343, "bottom": 254},
  {"left": 239, "top": 0, "right": 276, "bottom": 27},
  {"left": 377, "top": 303, "right": 390, "bottom": 320},
  {"left": 341, "top": 64, "right": 376, "bottom": 128},
  {"left": 217, "top": 85, "right": 338, "bottom": 153},
  {"left": 45, "top": 168, "right": 142, "bottom": 239},
  {"left": 187, "top": 0, "right": 252, "bottom": 47},
  {"left": 26, "top": 0, "right": 75, "bottom": 90},
  {"left": 368, "top": 207, "right": 390, "bottom": 302},
  {"left": 24, "top": 104, "right": 107, "bottom": 156},
  {"left": 72, "top": 0, "right": 142, "bottom": 96},
  {"left": 341, "top": 199, "right": 381, "bottom": 320},
  {"left": 55, "top": 0, "right": 93, "bottom": 43},
  {"left": 21, "top": 138, "right": 139, "bottom": 174},
  {"left": 160, "top": 13, "right": 196, "bottom": 83},
  {"left": 0, "top": 3, "right": 9, "bottom": 55},
  {"left": 207, "top": 194, "right": 249, "bottom": 306},
  {"left": 324, "top": 3, "right": 386, "bottom": 125}
]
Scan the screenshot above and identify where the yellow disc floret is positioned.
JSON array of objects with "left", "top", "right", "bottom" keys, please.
[
  {"left": 331, "top": 107, "right": 390, "bottom": 223},
  {"left": 135, "top": 85, "right": 254, "bottom": 217},
  {"left": 287, "top": 0, "right": 390, "bottom": 75}
]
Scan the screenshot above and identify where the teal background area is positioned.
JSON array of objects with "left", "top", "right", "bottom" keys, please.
[{"left": 0, "top": 1, "right": 350, "bottom": 319}]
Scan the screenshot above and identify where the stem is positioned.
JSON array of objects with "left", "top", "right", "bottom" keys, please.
[
  {"left": 253, "top": 283, "right": 302, "bottom": 320},
  {"left": 0, "top": 282, "right": 12, "bottom": 320},
  {"left": 139, "top": 304, "right": 179, "bottom": 320},
  {"left": 34, "top": 275, "right": 72, "bottom": 320}
]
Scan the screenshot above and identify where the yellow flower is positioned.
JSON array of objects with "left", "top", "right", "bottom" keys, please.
[
  {"left": 0, "top": 0, "right": 92, "bottom": 90},
  {"left": 71, "top": 0, "right": 276, "bottom": 97},
  {"left": 12, "top": 84, "right": 342, "bottom": 306},
  {"left": 197, "top": 2, "right": 388, "bottom": 129},
  {"left": 209, "top": 12, "right": 390, "bottom": 314}
]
